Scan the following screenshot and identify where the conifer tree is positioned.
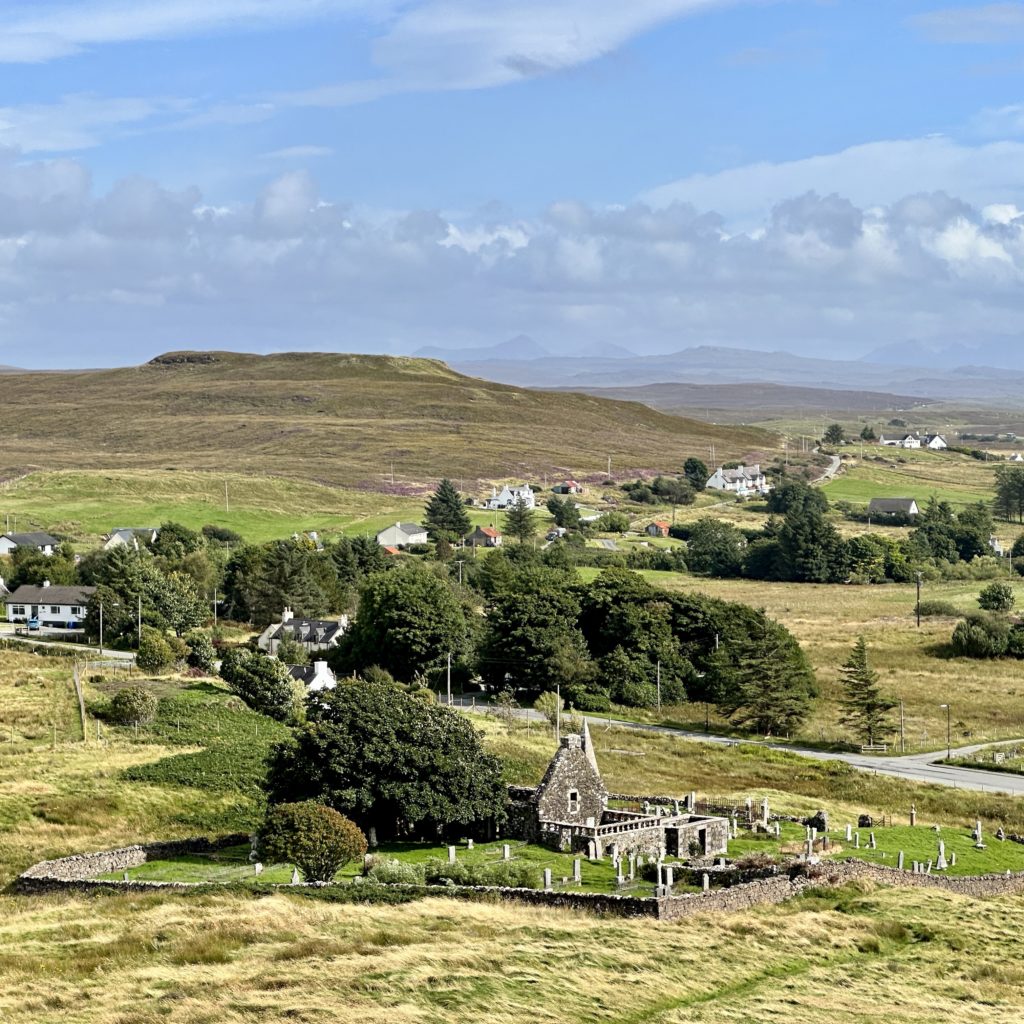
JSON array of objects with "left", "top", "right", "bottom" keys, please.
[
  {"left": 504, "top": 496, "right": 537, "bottom": 544},
  {"left": 838, "top": 636, "right": 895, "bottom": 746},
  {"left": 423, "top": 478, "right": 471, "bottom": 543}
]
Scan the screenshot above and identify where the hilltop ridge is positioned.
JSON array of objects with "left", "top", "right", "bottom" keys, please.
[{"left": 0, "top": 350, "right": 776, "bottom": 490}]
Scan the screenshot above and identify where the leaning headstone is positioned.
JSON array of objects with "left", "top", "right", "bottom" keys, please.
[
  {"left": 702, "top": 873, "right": 710, "bottom": 893},
  {"left": 997, "top": 827, "right": 1007, "bottom": 842},
  {"left": 897, "top": 851, "right": 905, "bottom": 870},
  {"left": 926, "top": 861, "right": 932, "bottom": 874},
  {"left": 254, "top": 862, "right": 263, "bottom": 876},
  {"left": 291, "top": 868, "right": 300, "bottom": 885},
  {"left": 502, "top": 844, "right": 511, "bottom": 861},
  {"left": 448, "top": 845, "right": 457, "bottom": 864},
  {"left": 573, "top": 858, "right": 582, "bottom": 883},
  {"left": 543, "top": 869, "right": 552, "bottom": 891},
  {"left": 973, "top": 819, "right": 983, "bottom": 842},
  {"left": 936, "top": 840, "right": 947, "bottom": 871}
]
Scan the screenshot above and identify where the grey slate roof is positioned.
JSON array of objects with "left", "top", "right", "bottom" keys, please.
[
  {"left": 5, "top": 584, "right": 96, "bottom": 605},
  {"left": 271, "top": 618, "right": 343, "bottom": 645},
  {"left": 2, "top": 532, "right": 59, "bottom": 547},
  {"left": 867, "top": 498, "right": 918, "bottom": 514}
]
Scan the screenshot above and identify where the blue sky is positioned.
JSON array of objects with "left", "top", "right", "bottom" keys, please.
[{"left": 5, "top": 0, "right": 1024, "bottom": 367}]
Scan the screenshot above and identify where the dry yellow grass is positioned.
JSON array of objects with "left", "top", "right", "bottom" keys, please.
[{"left": 1, "top": 885, "right": 1023, "bottom": 1023}]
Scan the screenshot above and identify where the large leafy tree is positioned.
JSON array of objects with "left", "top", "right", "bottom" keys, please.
[
  {"left": 719, "top": 619, "right": 817, "bottom": 735},
  {"left": 423, "top": 479, "right": 471, "bottom": 543},
  {"left": 333, "top": 565, "right": 467, "bottom": 682},
  {"left": 777, "top": 499, "right": 848, "bottom": 582},
  {"left": 265, "top": 680, "right": 507, "bottom": 840},
  {"left": 503, "top": 496, "right": 537, "bottom": 544},
  {"left": 219, "top": 647, "right": 298, "bottom": 721},
  {"left": 683, "top": 457, "right": 709, "bottom": 492},
  {"left": 476, "top": 569, "right": 590, "bottom": 696},
  {"left": 995, "top": 465, "right": 1024, "bottom": 523},
  {"left": 685, "top": 518, "right": 747, "bottom": 577},
  {"left": 837, "top": 636, "right": 895, "bottom": 746},
  {"left": 259, "top": 802, "right": 367, "bottom": 882},
  {"left": 823, "top": 423, "right": 845, "bottom": 446}
]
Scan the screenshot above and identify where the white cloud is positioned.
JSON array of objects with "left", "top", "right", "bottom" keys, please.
[
  {"left": 6, "top": 153, "right": 1024, "bottom": 367},
  {"left": 0, "top": 1, "right": 389, "bottom": 62},
  {"left": 910, "top": 3, "right": 1024, "bottom": 44},
  {"left": 261, "top": 145, "right": 334, "bottom": 160},
  {"left": 642, "top": 135, "right": 1024, "bottom": 227}
]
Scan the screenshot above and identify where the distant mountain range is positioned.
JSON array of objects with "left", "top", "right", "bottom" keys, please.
[
  {"left": 864, "top": 340, "right": 1024, "bottom": 372},
  {"left": 414, "top": 335, "right": 636, "bottom": 363},
  {"left": 449, "top": 344, "right": 1024, "bottom": 403}
]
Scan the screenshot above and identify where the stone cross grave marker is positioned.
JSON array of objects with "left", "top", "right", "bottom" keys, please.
[{"left": 936, "top": 840, "right": 947, "bottom": 871}]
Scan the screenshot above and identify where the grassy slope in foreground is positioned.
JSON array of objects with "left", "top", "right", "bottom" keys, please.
[{"left": 0, "top": 351, "right": 777, "bottom": 490}]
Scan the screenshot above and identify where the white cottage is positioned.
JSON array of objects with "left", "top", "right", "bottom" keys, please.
[
  {"left": 705, "top": 464, "right": 770, "bottom": 497},
  {"left": 5, "top": 582, "right": 96, "bottom": 628},
  {"left": 486, "top": 484, "right": 536, "bottom": 510}
]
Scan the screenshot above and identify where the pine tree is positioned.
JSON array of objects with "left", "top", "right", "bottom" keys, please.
[
  {"left": 504, "top": 496, "right": 537, "bottom": 544},
  {"left": 423, "top": 478, "right": 471, "bottom": 542},
  {"left": 838, "top": 636, "right": 895, "bottom": 746}
]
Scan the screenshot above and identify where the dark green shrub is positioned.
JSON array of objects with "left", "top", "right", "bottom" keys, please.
[
  {"left": 916, "top": 600, "right": 962, "bottom": 618},
  {"left": 259, "top": 801, "right": 368, "bottom": 882},
  {"left": 137, "top": 626, "right": 175, "bottom": 672},
  {"left": 951, "top": 613, "right": 1010, "bottom": 658},
  {"left": 422, "top": 857, "right": 538, "bottom": 888},
  {"left": 979, "top": 581, "right": 1016, "bottom": 612},
  {"left": 184, "top": 629, "right": 217, "bottom": 673},
  {"left": 366, "top": 858, "right": 425, "bottom": 884},
  {"left": 109, "top": 686, "right": 159, "bottom": 726}
]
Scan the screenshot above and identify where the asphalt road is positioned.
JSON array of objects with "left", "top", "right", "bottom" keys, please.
[
  {"left": 454, "top": 699, "right": 1024, "bottom": 795},
  {"left": 0, "top": 626, "right": 136, "bottom": 662}
]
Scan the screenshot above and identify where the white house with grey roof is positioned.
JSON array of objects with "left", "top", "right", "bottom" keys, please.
[
  {"left": 867, "top": 497, "right": 919, "bottom": 518},
  {"left": 0, "top": 532, "right": 60, "bottom": 557},
  {"left": 486, "top": 484, "right": 536, "bottom": 510},
  {"left": 103, "top": 527, "right": 159, "bottom": 551},
  {"left": 706, "top": 464, "right": 770, "bottom": 497},
  {"left": 5, "top": 582, "right": 96, "bottom": 628},
  {"left": 288, "top": 660, "right": 337, "bottom": 693},
  {"left": 375, "top": 522, "right": 428, "bottom": 548},
  {"left": 256, "top": 607, "right": 348, "bottom": 656}
]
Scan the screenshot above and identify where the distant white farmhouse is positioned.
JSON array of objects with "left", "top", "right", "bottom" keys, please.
[
  {"left": 375, "top": 522, "right": 429, "bottom": 548},
  {"left": 706, "top": 465, "right": 771, "bottom": 497},
  {"left": 923, "top": 434, "right": 948, "bottom": 450},
  {"left": 257, "top": 607, "right": 348, "bottom": 656},
  {"left": 867, "top": 497, "right": 920, "bottom": 518},
  {"left": 103, "top": 527, "right": 159, "bottom": 551},
  {"left": 5, "top": 581, "right": 96, "bottom": 628},
  {"left": 1012, "top": 453, "right": 1024, "bottom": 463},
  {"left": 288, "top": 660, "right": 337, "bottom": 694},
  {"left": 486, "top": 484, "right": 536, "bottom": 510},
  {"left": 879, "top": 433, "right": 922, "bottom": 449},
  {"left": 0, "top": 532, "right": 60, "bottom": 557}
]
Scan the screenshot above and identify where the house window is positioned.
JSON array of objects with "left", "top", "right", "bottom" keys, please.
[
  {"left": 568, "top": 790, "right": 580, "bottom": 814},
  {"left": 70, "top": 607, "right": 81, "bottom": 616},
  {"left": 50, "top": 606, "right": 60, "bottom": 614},
  {"left": 11, "top": 606, "right": 24, "bottom": 616}
]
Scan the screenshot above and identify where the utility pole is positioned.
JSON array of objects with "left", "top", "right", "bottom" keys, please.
[
  {"left": 224, "top": 481, "right": 230, "bottom": 513},
  {"left": 455, "top": 560, "right": 464, "bottom": 586},
  {"left": 446, "top": 652, "right": 452, "bottom": 706},
  {"left": 899, "top": 698, "right": 905, "bottom": 754},
  {"left": 99, "top": 602, "right": 104, "bottom": 659},
  {"left": 656, "top": 660, "right": 661, "bottom": 713},
  {"left": 137, "top": 594, "right": 142, "bottom": 651},
  {"left": 915, "top": 572, "right": 923, "bottom": 628},
  {"left": 607, "top": 455, "right": 612, "bottom": 478},
  {"left": 212, "top": 588, "right": 219, "bottom": 629}
]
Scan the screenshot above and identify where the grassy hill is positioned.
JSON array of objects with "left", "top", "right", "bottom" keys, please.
[{"left": 0, "top": 351, "right": 776, "bottom": 491}]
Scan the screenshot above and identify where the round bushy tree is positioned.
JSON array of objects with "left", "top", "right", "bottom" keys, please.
[
  {"left": 137, "top": 626, "right": 175, "bottom": 672},
  {"left": 265, "top": 679, "right": 507, "bottom": 841},
  {"left": 951, "top": 614, "right": 1010, "bottom": 658},
  {"left": 978, "top": 581, "right": 1016, "bottom": 613},
  {"left": 109, "top": 686, "right": 159, "bottom": 726},
  {"left": 184, "top": 629, "right": 217, "bottom": 673},
  {"left": 259, "top": 801, "right": 367, "bottom": 882},
  {"left": 219, "top": 647, "right": 299, "bottom": 721}
]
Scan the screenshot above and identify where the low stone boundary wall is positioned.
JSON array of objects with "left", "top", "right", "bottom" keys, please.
[{"left": 17, "top": 838, "right": 1024, "bottom": 919}]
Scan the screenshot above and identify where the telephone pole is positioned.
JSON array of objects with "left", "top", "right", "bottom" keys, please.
[
  {"left": 446, "top": 652, "right": 452, "bottom": 706},
  {"left": 224, "top": 481, "right": 230, "bottom": 513}
]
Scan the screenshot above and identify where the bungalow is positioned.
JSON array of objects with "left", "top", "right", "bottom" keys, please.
[
  {"left": 103, "top": 527, "right": 159, "bottom": 551},
  {"left": 375, "top": 522, "right": 429, "bottom": 548},
  {"left": 1012, "top": 453, "right": 1024, "bottom": 463},
  {"left": 466, "top": 526, "right": 502, "bottom": 548},
  {"left": 486, "top": 484, "right": 536, "bottom": 510},
  {"left": 706, "top": 464, "right": 771, "bottom": 497},
  {"left": 879, "top": 434, "right": 922, "bottom": 449},
  {"left": 646, "top": 521, "right": 670, "bottom": 538},
  {"left": 0, "top": 532, "right": 60, "bottom": 557},
  {"left": 989, "top": 536, "right": 1006, "bottom": 557},
  {"left": 552, "top": 480, "right": 585, "bottom": 495},
  {"left": 923, "top": 434, "right": 948, "bottom": 451},
  {"left": 867, "top": 497, "right": 919, "bottom": 518},
  {"left": 288, "top": 660, "right": 337, "bottom": 693},
  {"left": 5, "top": 582, "right": 96, "bottom": 628},
  {"left": 257, "top": 607, "right": 348, "bottom": 656}
]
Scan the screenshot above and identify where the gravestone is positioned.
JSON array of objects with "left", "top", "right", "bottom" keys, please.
[
  {"left": 502, "top": 844, "right": 511, "bottom": 861},
  {"left": 673, "top": 799, "right": 680, "bottom": 816},
  {"left": 845, "top": 824, "right": 853, "bottom": 842},
  {"left": 122, "top": 871, "right": 129, "bottom": 882},
  {"left": 811, "top": 827, "right": 818, "bottom": 842},
  {"left": 910, "top": 804, "right": 917, "bottom": 827},
  {"left": 774, "top": 821, "right": 781, "bottom": 838},
  {"left": 973, "top": 819, "right": 983, "bottom": 842},
  {"left": 543, "top": 868, "right": 552, "bottom": 891},
  {"left": 761, "top": 798, "right": 771, "bottom": 826},
  {"left": 628, "top": 853, "right": 636, "bottom": 881},
  {"left": 254, "top": 862, "right": 263, "bottom": 876},
  {"left": 448, "top": 846, "right": 457, "bottom": 864},
  {"left": 936, "top": 840, "right": 947, "bottom": 871},
  {"left": 573, "top": 858, "right": 582, "bottom": 883},
  {"left": 950, "top": 852, "right": 956, "bottom": 867},
  {"left": 926, "top": 861, "right": 932, "bottom": 874},
  {"left": 997, "top": 827, "right": 1007, "bottom": 842},
  {"left": 291, "top": 868, "right": 300, "bottom": 885},
  {"left": 854, "top": 832, "right": 860, "bottom": 849},
  {"left": 730, "top": 817, "right": 738, "bottom": 839},
  {"left": 897, "top": 851, "right": 905, "bottom": 870},
  {"left": 664, "top": 866, "right": 674, "bottom": 890},
  {"left": 467, "top": 839, "right": 474, "bottom": 850},
  {"left": 702, "top": 873, "right": 710, "bottom": 893},
  {"left": 805, "top": 838, "right": 813, "bottom": 860},
  {"left": 689, "top": 791, "right": 697, "bottom": 811},
  {"left": 822, "top": 836, "right": 831, "bottom": 852},
  {"left": 869, "top": 832, "right": 877, "bottom": 849}
]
